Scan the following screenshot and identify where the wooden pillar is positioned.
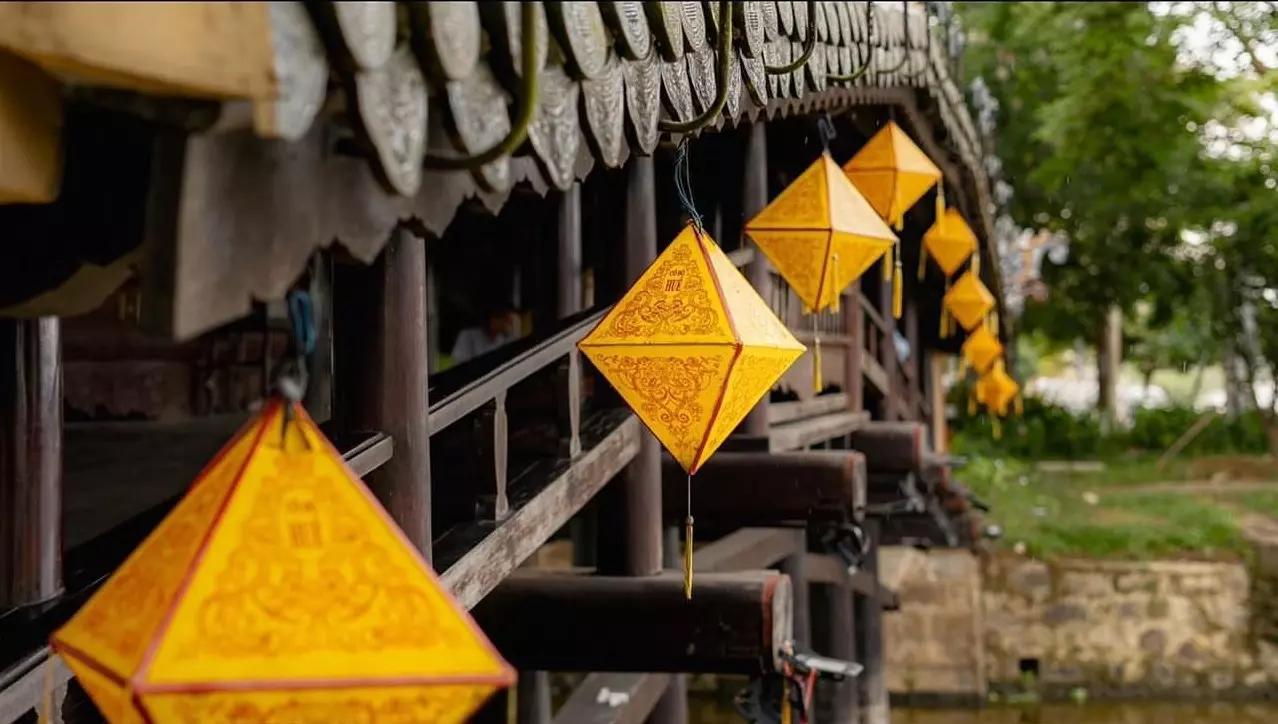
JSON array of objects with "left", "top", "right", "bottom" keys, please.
[
  {"left": 648, "top": 527, "right": 689, "bottom": 724},
  {"left": 742, "top": 122, "right": 772, "bottom": 437},
  {"left": 904, "top": 303, "right": 920, "bottom": 421},
  {"left": 856, "top": 519, "right": 888, "bottom": 724},
  {"left": 846, "top": 283, "right": 864, "bottom": 413},
  {"left": 877, "top": 275, "right": 897, "bottom": 422},
  {"left": 930, "top": 354, "right": 949, "bottom": 454},
  {"left": 0, "top": 317, "right": 62, "bottom": 608},
  {"left": 343, "top": 228, "right": 433, "bottom": 559},
  {"left": 813, "top": 580, "right": 858, "bottom": 724}
]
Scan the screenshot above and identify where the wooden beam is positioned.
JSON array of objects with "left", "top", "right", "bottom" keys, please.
[
  {"left": 660, "top": 452, "right": 866, "bottom": 527},
  {"left": 552, "top": 673, "right": 671, "bottom": 724},
  {"left": 694, "top": 527, "right": 805, "bottom": 573},
  {"left": 769, "top": 410, "right": 869, "bottom": 451},
  {"left": 0, "top": 318, "right": 62, "bottom": 608},
  {"left": 767, "top": 394, "right": 848, "bottom": 425},
  {"left": 471, "top": 570, "right": 793, "bottom": 674},
  {"left": 849, "top": 422, "right": 929, "bottom": 473},
  {"left": 439, "top": 413, "right": 642, "bottom": 609},
  {"left": 804, "top": 554, "right": 899, "bottom": 611}
]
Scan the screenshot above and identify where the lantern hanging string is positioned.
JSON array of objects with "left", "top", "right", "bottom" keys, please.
[
  {"left": 272, "top": 286, "right": 319, "bottom": 449},
  {"left": 674, "top": 141, "right": 699, "bottom": 599}
]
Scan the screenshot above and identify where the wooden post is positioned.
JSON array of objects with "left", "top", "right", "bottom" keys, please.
[
  {"left": 930, "top": 354, "right": 949, "bottom": 454},
  {"left": 812, "top": 579, "right": 858, "bottom": 724},
  {"left": 856, "top": 519, "right": 888, "bottom": 724},
  {"left": 649, "top": 528, "right": 689, "bottom": 724},
  {"left": 341, "top": 228, "right": 433, "bottom": 559},
  {"left": 742, "top": 122, "right": 772, "bottom": 437},
  {"left": 846, "top": 283, "right": 864, "bottom": 412},
  {"left": 905, "top": 302, "right": 920, "bottom": 421},
  {"left": 877, "top": 275, "right": 897, "bottom": 422},
  {"left": 0, "top": 317, "right": 62, "bottom": 608}
]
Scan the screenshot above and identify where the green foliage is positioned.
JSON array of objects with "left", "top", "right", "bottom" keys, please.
[
  {"left": 950, "top": 382, "right": 1270, "bottom": 459},
  {"left": 957, "top": 455, "right": 1247, "bottom": 560}
]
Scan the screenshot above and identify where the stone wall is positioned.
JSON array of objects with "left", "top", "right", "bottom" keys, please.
[
  {"left": 884, "top": 531, "right": 1278, "bottom": 702},
  {"left": 883, "top": 547, "right": 987, "bottom": 702},
  {"left": 982, "top": 555, "right": 1278, "bottom": 699}
]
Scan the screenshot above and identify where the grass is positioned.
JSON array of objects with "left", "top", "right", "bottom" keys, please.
[{"left": 963, "top": 453, "right": 1274, "bottom": 561}]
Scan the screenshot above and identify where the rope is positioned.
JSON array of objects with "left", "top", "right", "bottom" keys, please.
[{"left": 674, "top": 142, "right": 704, "bottom": 232}]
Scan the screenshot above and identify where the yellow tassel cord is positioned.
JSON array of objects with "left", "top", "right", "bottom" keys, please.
[
  {"left": 882, "top": 243, "right": 893, "bottom": 282},
  {"left": 992, "top": 416, "right": 1003, "bottom": 441},
  {"left": 972, "top": 248, "right": 981, "bottom": 276},
  {"left": 1015, "top": 393, "right": 1024, "bottom": 417},
  {"left": 967, "top": 392, "right": 976, "bottom": 416},
  {"left": 940, "top": 279, "right": 952, "bottom": 338},
  {"left": 812, "top": 316, "right": 823, "bottom": 394},
  {"left": 892, "top": 254, "right": 903, "bottom": 320},
  {"left": 782, "top": 680, "right": 793, "bottom": 724},
  {"left": 684, "top": 473, "right": 694, "bottom": 599},
  {"left": 958, "top": 356, "right": 969, "bottom": 377}
]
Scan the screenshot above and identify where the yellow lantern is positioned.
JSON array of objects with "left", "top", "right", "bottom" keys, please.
[
  {"left": 743, "top": 152, "right": 898, "bottom": 392},
  {"left": 842, "top": 121, "right": 942, "bottom": 231},
  {"left": 960, "top": 325, "right": 1003, "bottom": 376},
  {"left": 745, "top": 152, "right": 899, "bottom": 315},
  {"left": 51, "top": 399, "right": 514, "bottom": 724},
  {"left": 921, "top": 207, "right": 978, "bottom": 282},
  {"left": 942, "top": 269, "right": 995, "bottom": 335},
  {"left": 973, "top": 359, "right": 1022, "bottom": 439},
  {"left": 580, "top": 223, "right": 805, "bottom": 596}
]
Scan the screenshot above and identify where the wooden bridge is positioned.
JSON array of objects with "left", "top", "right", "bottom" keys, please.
[{"left": 0, "top": 3, "right": 1000, "bottom": 723}]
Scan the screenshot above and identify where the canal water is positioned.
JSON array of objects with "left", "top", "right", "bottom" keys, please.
[{"left": 688, "top": 697, "right": 1278, "bottom": 723}]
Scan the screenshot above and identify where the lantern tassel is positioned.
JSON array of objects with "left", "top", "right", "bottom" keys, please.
[
  {"left": 1015, "top": 393, "right": 1024, "bottom": 417},
  {"left": 972, "top": 249, "right": 980, "bottom": 276},
  {"left": 782, "top": 680, "right": 793, "bottom": 724},
  {"left": 936, "top": 187, "right": 946, "bottom": 224},
  {"left": 813, "top": 317, "right": 823, "bottom": 394},
  {"left": 684, "top": 473, "right": 694, "bottom": 599},
  {"left": 992, "top": 416, "right": 1002, "bottom": 441},
  {"left": 883, "top": 245, "right": 893, "bottom": 282},
  {"left": 917, "top": 241, "right": 928, "bottom": 281},
  {"left": 892, "top": 255, "right": 903, "bottom": 320}
]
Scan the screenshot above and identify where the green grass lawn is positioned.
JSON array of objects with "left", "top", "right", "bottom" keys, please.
[{"left": 962, "top": 453, "right": 1274, "bottom": 561}]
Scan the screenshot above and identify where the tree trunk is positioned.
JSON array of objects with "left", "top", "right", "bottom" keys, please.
[{"left": 1188, "top": 361, "right": 1207, "bottom": 408}]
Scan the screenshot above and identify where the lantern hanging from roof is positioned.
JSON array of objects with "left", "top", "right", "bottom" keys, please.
[
  {"left": 51, "top": 399, "right": 514, "bottom": 724},
  {"left": 744, "top": 151, "right": 900, "bottom": 392},
  {"left": 921, "top": 206, "right": 979, "bottom": 283},
  {"left": 580, "top": 223, "right": 805, "bottom": 594},
  {"left": 842, "top": 121, "right": 943, "bottom": 231},
  {"left": 972, "top": 359, "right": 1022, "bottom": 440},
  {"left": 942, "top": 269, "right": 995, "bottom": 337},
  {"left": 960, "top": 325, "right": 1004, "bottom": 377}
]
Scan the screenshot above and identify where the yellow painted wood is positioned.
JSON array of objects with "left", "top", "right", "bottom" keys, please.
[
  {"left": 0, "top": 52, "right": 62, "bottom": 204},
  {"left": 0, "top": 3, "right": 277, "bottom": 100}
]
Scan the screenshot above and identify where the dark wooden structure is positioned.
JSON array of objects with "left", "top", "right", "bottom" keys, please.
[{"left": 0, "top": 2, "right": 1002, "bottom": 723}]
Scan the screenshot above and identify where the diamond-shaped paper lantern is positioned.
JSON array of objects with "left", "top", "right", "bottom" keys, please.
[
  {"left": 745, "top": 151, "right": 899, "bottom": 314},
  {"left": 580, "top": 224, "right": 806, "bottom": 474},
  {"left": 923, "top": 207, "right": 978, "bottom": 279},
  {"left": 979, "top": 361, "right": 1021, "bottom": 418},
  {"left": 961, "top": 326, "right": 1004, "bottom": 376},
  {"left": 842, "top": 121, "right": 942, "bottom": 230},
  {"left": 943, "top": 270, "right": 995, "bottom": 333},
  {"left": 51, "top": 399, "right": 513, "bottom": 724}
]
